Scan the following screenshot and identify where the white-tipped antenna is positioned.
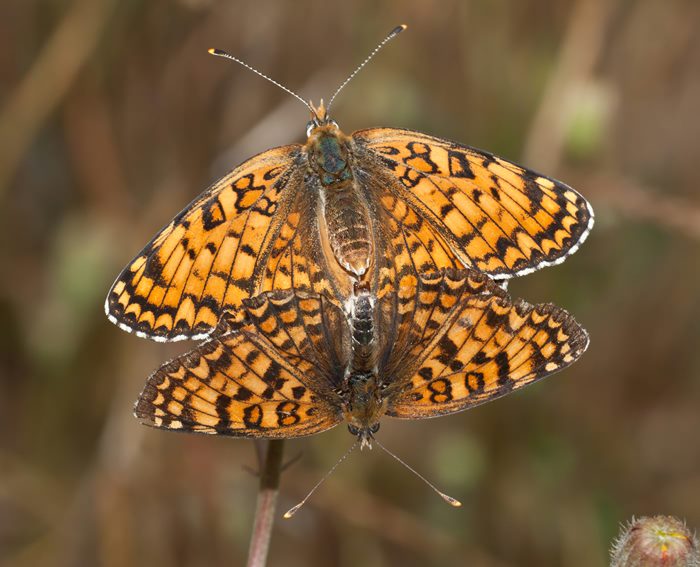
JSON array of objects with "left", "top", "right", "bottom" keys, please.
[
  {"left": 208, "top": 48, "right": 315, "bottom": 116},
  {"left": 283, "top": 441, "right": 358, "bottom": 519},
  {"left": 373, "top": 438, "right": 462, "bottom": 508},
  {"left": 326, "top": 24, "right": 408, "bottom": 113}
]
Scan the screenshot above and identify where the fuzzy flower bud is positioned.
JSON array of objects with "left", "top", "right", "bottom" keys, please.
[{"left": 611, "top": 516, "right": 699, "bottom": 567}]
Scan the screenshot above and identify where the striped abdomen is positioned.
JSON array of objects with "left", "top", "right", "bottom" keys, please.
[
  {"left": 349, "top": 291, "right": 377, "bottom": 373},
  {"left": 322, "top": 184, "right": 373, "bottom": 277}
]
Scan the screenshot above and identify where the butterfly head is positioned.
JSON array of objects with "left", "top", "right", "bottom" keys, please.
[
  {"left": 306, "top": 99, "right": 340, "bottom": 137},
  {"left": 342, "top": 370, "right": 387, "bottom": 449}
]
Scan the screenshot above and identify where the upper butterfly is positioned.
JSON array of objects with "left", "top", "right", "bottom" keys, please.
[{"left": 105, "top": 25, "right": 593, "bottom": 342}]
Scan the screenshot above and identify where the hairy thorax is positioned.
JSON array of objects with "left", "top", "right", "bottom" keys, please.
[
  {"left": 306, "top": 125, "right": 373, "bottom": 278},
  {"left": 342, "top": 371, "right": 386, "bottom": 447}
]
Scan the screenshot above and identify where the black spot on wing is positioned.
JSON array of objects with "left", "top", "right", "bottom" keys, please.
[
  {"left": 495, "top": 351, "right": 513, "bottom": 392},
  {"left": 202, "top": 198, "right": 227, "bottom": 230}
]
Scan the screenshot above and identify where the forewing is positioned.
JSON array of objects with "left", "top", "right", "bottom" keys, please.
[
  {"left": 107, "top": 144, "right": 310, "bottom": 341},
  {"left": 385, "top": 282, "right": 589, "bottom": 419},
  {"left": 354, "top": 128, "right": 594, "bottom": 279},
  {"left": 135, "top": 290, "right": 348, "bottom": 438}
]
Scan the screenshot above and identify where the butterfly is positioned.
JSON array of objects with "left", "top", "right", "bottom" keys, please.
[
  {"left": 106, "top": 25, "right": 593, "bottom": 342},
  {"left": 134, "top": 269, "right": 589, "bottom": 446}
]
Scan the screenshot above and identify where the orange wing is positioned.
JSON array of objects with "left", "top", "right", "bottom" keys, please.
[
  {"left": 135, "top": 289, "right": 348, "bottom": 438},
  {"left": 106, "top": 145, "right": 348, "bottom": 342},
  {"left": 374, "top": 269, "right": 505, "bottom": 371},
  {"left": 376, "top": 270, "right": 588, "bottom": 418},
  {"left": 372, "top": 180, "right": 465, "bottom": 291},
  {"left": 354, "top": 128, "right": 594, "bottom": 279}
]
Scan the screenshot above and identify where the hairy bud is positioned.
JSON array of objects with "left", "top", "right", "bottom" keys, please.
[{"left": 611, "top": 516, "right": 699, "bottom": 567}]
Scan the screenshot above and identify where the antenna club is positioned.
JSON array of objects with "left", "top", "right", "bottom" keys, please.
[
  {"left": 283, "top": 505, "right": 301, "bottom": 519},
  {"left": 374, "top": 438, "right": 461, "bottom": 510},
  {"left": 326, "top": 23, "right": 408, "bottom": 113},
  {"left": 445, "top": 496, "right": 462, "bottom": 507},
  {"left": 282, "top": 441, "right": 358, "bottom": 519},
  {"left": 206, "top": 47, "right": 313, "bottom": 113}
]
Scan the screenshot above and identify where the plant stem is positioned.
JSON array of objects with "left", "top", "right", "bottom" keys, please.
[{"left": 246, "top": 440, "right": 285, "bottom": 567}]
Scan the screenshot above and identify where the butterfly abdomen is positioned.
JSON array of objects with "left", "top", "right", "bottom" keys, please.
[
  {"left": 351, "top": 293, "right": 375, "bottom": 344},
  {"left": 322, "top": 185, "right": 373, "bottom": 277},
  {"left": 349, "top": 292, "right": 377, "bottom": 373}
]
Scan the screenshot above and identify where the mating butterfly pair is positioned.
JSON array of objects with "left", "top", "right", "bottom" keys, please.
[{"left": 106, "top": 25, "right": 592, "bottom": 448}]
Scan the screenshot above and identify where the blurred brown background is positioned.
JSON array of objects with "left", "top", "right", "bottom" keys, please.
[{"left": 2, "top": 0, "right": 699, "bottom": 566}]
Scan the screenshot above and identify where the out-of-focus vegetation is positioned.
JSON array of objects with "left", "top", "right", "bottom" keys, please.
[{"left": 1, "top": 1, "right": 699, "bottom": 566}]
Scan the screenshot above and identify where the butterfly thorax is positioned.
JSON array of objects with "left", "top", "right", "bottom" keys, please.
[
  {"left": 307, "top": 124, "right": 374, "bottom": 278},
  {"left": 306, "top": 125, "right": 353, "bottom": 186},
  {"left": 342, "top": 371, "right": 386, "bottom": 449}
]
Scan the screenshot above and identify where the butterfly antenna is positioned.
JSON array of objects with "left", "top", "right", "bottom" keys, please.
[
  {"left": 283, "top": 441, "right": 358, "bottom": 519},
  {"left": 373, "top": 437, "right": 462, "bottom": 508},
  {"left": 326, "top": 24, "right": 408, "bottom": 113},
  {"left": 208, "top": 48, "right": 315, "bottom": 116}
]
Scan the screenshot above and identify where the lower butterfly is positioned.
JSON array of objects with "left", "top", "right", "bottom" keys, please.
[
  {"left": 106, "top": 25, "right": 593, "bottom": 342},
  {"left": 135, "top": 269, "right": 589, "bottom": 444}
]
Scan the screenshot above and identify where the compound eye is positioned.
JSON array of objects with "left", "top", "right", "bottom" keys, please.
[
  {"left": 370, "top": 423, "right": 380, "bottom": 434},
  {"left": 347, "top": 424, "right": 359, "bottom": 436},
  {"left": 329, "top": 120, "right": 339, "bottom": 129},
  {"left": 305, "top": 120, "right": 317, "bottom": 137}
]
